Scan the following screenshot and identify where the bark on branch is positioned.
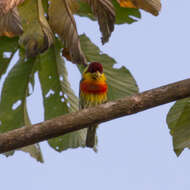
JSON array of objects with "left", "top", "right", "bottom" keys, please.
[{"left": 1, "top": 78, "right": 190, "bottom": 153}]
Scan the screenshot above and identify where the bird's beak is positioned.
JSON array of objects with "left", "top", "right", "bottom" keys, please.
[{"left": 92, "top": 71, "right": 101, "bottom": 79}]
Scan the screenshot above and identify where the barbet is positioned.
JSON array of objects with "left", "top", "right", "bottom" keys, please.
[{"left": 79, "top": 62, "right": 108, "bottom": 149}]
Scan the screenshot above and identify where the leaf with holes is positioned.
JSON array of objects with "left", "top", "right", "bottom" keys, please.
[
  {"left": 0, "top": 57, "right": 34, "bottom": 132},
  {"left": 48, "top": 0, "right": 87, "bottom": 65},
  {"left": 38, "top": 44, "right": 87, "bottom": 152},
  {"left": 167, "top": 98, "right": 190, "bottom": 156},
  {"left": 79, "top": 34, "right": 139, "bottom": 101},
  {"left": 0, "top": 56, "right": 43, "bottom": 162},
  {"left": 0, "top": 36, "right": 18, "bottom": 79}
]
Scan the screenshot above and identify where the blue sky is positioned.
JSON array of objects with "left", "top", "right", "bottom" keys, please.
[{"left": 1, "top": 0, "right": 190, "bottom": 189}]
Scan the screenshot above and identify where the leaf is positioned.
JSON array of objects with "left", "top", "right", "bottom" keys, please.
[
  {"left": 56, "top": 48, "right": 79, "bottom": 112},
  {"left": 87, "top": 0, "right": 115, "bottom": 44},
  {"left": 18, "top": 0, "right": 53, "bottom": 57},
  {"left": 4, "top": 143, "right": 44, "bottom": 162},
  {"left": 79, "top": 34, "right": 139, "bottom": 101},
  {"left": 38, "top": 44, "right": 86, "bottom": 152},
  {"left": 48, "top": 0, "right": 87, "bottom": 65},
  {"left": 0, "top": 52, "right": 14, "bottom": 79},
  {"left": 0, "top": 57, "right": 34, "bottom": 132},
  {"left": 62, "top": 48, "right": 72, "bottom": 62},
  {"left": 0, "top": 37, "right": 18, "bottom": 79},
  {"left": 75, "top": 0, "right": 95, "bottom": 20},
  {"left": 76, "top": 0, "right": 140, "bottom": 25},
  {"left": 20, "top": 144, "right": 44, "bottom": 163},
  {"left": 0, "top": 0, "right": 24, "bottom": 16},
  {"left": 3, "top": 151, "right": 14, "bottom": 157},
  {"left": 20, "top": 96, "right": 44, "bottom": 163},
  {"left": 117, "top": 0, "right": 161, "bottom": 16},
  {"left": 0, "top": 36, "right": 18, "bottom": 51},
  {"left": 112, "top": 0, "right": 141, "bottom": 24},
  {"left": 166, "top": 98, "right": 190, "bottom": 156},
  {"left": 0, "top": 8, "right": 23, "bottom": 37},
  {"left": 0, "top": 54, "right": 44, "bottom": 162}
]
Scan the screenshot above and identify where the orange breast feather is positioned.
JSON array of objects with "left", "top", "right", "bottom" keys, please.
[{"left": 80, "top": 80, "right": 107, "bottom": 94}]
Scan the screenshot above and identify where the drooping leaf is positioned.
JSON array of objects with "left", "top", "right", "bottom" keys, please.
[
  {"left": 79, "top": 34, "right": 139, "bottom": 101},
  {"left": 0, "top": 52, "right": 43, "bottom": 162},
  {"left": 117, "top": 0, "right": 161, "bottom": 16},
  {"left": 0, "top": 57, "right": 34, "bottom": 132},
  {"left": 0, "top": 37, "right": 18, "bottom": 79},
  {"left": 18, "top": 0, "right": 53, "bottom": 57},
  {"left": 0, "top": 0, "right": 24, "bottom": 16},
  {"left": 38, "top": 0, "right": 54, "bottom": 48},
  {"left": 76, "top": 0, "right": 140, "bottom": 25},
  {"left": 87, "top": 0, "right": 115, "bottom": 44},
  {"left": 167, "top": 98, "right": 190, "bottom": 156},
  {"left": 38, "top": 44, "right": 86, "bottom": 152},
  {"left": 0, "top": 55, "right": 44, "bottom": 162},
  {"left": 62, "top": 48, "right": 72, "bottom": 62},
  {"left": 0, "top": 8, "right": 23, "bottom": 37},
  {"left": 48, "top": 0, "right": 87, "bottom": 65}
]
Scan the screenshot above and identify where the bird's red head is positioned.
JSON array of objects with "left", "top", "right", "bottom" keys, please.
[{"left": 86, "top": 62, "right": 103, "bottom": 74}]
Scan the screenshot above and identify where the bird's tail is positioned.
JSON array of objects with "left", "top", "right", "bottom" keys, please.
[{"left": 86, "top": 125, "right": 97, "bottom": 150}]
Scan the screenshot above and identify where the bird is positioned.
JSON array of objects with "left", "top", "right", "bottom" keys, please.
[{"left": 79, "top": 62, "right": 108, "bottom": 150}]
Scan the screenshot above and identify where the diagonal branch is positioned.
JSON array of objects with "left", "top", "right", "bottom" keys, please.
[{"left": 1, "top": 78, "right": 190, "bottom": 153}]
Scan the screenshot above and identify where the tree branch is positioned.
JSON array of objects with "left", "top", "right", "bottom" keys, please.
[{"left": 1, "top": 78, "right": 190, "bottom": 153}]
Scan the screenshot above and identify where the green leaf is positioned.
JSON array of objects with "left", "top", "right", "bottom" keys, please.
[
  {"left": 19, "top": 97, "right": 44, "bottom": 163},
  {"left": 0, "top": 57, "right": 34, "bottom": 132},
  {"left": 112, "top": 0, "right": 141, "bottom": 24},
  {"left": 76, "top": 0, "right": 95, "bottom": 20},
  {"left": 166, "top": 98, "right": 190, "bottom": 156},
  {"left": 79, "top": 34, "right": 139, "bottom": 101},
  {"left": 76, "top": 0, "right": 141, "bottom": 25},
  {"left": 38, "top": 44, "right": 86, "bottom": 152},
  {"left": 0, "top": 37, "right": 18, "bottom": 79},
  {"left": 0, "top": 55, "right": 43, "bottom": 162},
  {"left": 0, "top": 37, "right": 18, "bottom": 51}
]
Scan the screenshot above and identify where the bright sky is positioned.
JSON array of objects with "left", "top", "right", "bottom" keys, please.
[{"left": 1, "top": 0, "right": 190, "bottom": 189}]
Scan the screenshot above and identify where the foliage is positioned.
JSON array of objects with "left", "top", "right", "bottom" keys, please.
[{"left": 167, "top": 98, "right": 190, "bottom": 156}]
